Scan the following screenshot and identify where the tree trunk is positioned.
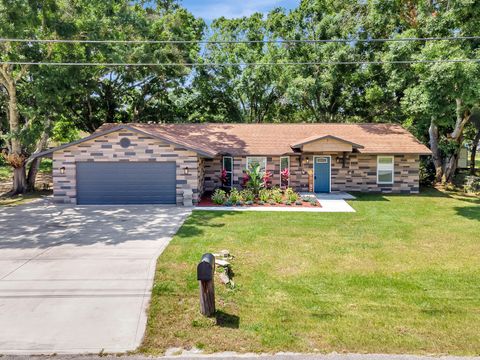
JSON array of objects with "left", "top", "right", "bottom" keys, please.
[
  {"left": 13, "top": 166, "right": 27, "bottom": 194},
  {"left": 0, "top": 64, "right": 27, "bottom": 194},
  {"left": 26, "top": 121, "right": 51, "bottom": 191},
  {"left": 428, "top": 119, "right": 443, "bottom": 182},
  {"left": 470, "top": 130, "right": 480, "bottom": 175},
  {"left": 26, "top": 157, "right": 40, "bottom": 192}
]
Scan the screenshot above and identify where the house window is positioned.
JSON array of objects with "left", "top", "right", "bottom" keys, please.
[
  {"left": 280, "top": 156, "right": 289, "bottom": 187},
  {"left": 377, "top": 156, "right": 394, "bottom": 184},
  {"left": 246, "top": 157, "right": 267, "bottom": 173},
  {"left": 223, "top": 156, "right": 233, "bottom": 188}
]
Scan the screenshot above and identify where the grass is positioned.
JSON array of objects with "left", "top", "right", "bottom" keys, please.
[
  {"left": 141, "top": 188, "right": 480, "bottom": 356},
  {"left": 0, "top": 190, "right": 52, "bottom": 206},
  {"left": 0, "top": 158, "right": 52, "bottom": 182}
]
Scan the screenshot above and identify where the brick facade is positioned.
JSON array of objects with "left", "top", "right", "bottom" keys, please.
[
  {"left": 204, "top": 153, "right": 420, "bottom": 194},
  {"left": 53, "top": 130, "right": 201, "bottom": 205}
]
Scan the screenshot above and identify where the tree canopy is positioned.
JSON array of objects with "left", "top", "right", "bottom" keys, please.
[{"left": 1, "top": 0, "right": 480, "bottom": 192}]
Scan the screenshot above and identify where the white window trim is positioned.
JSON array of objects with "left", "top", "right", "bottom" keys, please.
[
  {"left": 280, "top": 156, "right": 290, "bottom": 186},
  {"left": 377, "top": 156, "right": 394, "bottom": 185},
  {"left": 222, "top": 156, "right": 233, "bottom": 188},
  {"left": 246, "top": 156, "right": 267, "bottom": 172}
]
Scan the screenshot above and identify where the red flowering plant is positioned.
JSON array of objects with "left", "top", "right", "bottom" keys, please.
[
  {"left": 263, "top": 171, "right": 273, "bottom": 189},
  {"left": 219, "top": 169, "right": 228, "bottom": 188},
  {"left": 281, "top": 168, "right": 290, "bottom": 188},
  {"left": 241, "top": 172, "right": 250, "bottom": 188}
]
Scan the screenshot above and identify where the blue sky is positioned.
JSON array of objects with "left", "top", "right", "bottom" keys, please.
[{"left": 180, "top": 0, "right": 299, "bottom": 21}]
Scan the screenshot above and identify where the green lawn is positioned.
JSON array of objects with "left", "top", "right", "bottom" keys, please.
[
  {"left": 0, "top": 190, "right": 52, "bottom": 206},
  {"left": 141, "top": 189, "right": 480, "bottom": 355},
  {"left": 0, "top": 159, "right": 52, "bottom": 182}
]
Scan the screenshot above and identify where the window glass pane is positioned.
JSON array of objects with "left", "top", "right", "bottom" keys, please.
[
  {"left": 247, "top": 157, "right": 266, "bottom": 172},
  {"left": 223, "top": 157, "right": 232, "bottom": 172},
  {"left": 378, "top": 170, "right": 393, "bottom": 183},
  {"left": 316, "top": 157, "right": 328, "bottom": 163},
  {"left": 280, "top": 157, "right": 289, "bottom": 171},
  {"left": 378, "top": 157, "right": 393, "bottom": 165}
]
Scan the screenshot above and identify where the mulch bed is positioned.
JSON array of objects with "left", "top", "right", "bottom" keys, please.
[{"left": 197, "top": 196, "right": 322, "bottom": 208}]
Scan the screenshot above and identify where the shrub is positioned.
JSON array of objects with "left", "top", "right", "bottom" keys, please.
[
  {"left": 224, "top": 200, "right": 233, "bottom": 206},
  {"left": 245, "top": 163, "right": 265, "bottom": 195},
  {"left": 257, "top": 200, "right": 265, "bottom": 205},
  {"left": 285, "top": 187, "right": 299, "bottom": 202},
  {"left": 268, "top": 200, "right": 276, "bottom": 205},
  {"left": 228, "top": 188, "right": 242, "bottom": 203},
  {"left": 211, "top": 189, "right": 227, "bottom": 205},
  {"left": 236, "top": 200, "right": 243, "bottom": 206},
  {"left": 309, "top": 198, "right": 318, "bottom": 206},
  {"left": 419, "top": 157, "right": 436, "bottom": 186},
  {"left": 219, "top": 169, "right": 228, "bottom": 187},
  {"left": 263, "top": 171, "right": 273, "bottom": 188},
  {"left": 285, "top": 200, "right": 291, "bottom": 206},
  {"left": 271, "top": 188, "right": 283, "bottom": 203},
  {"left": 240, "top": 189, "right": 255, "bottom": 202},
  {"left": 295, "top": 200, "right": 303, "bottom": 206},
  {"left": 245, "top": 200, "right": 253, "bottom": 205},
  {"left": 464, "top": 176, "right": 480, "bottom": 193},
  {"left": 258, "top": 188, "right": 271, "bottom": 202},
  {"left": 301, "top": 195, "right": 312, "bottom": 202}
]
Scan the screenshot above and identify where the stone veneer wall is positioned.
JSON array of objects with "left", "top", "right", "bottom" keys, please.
[
  {"left": 53, "top": 130, "right": 201, "bottom": 205},
  {"left": 203, "top": 153, "right": 420, "bottom": 194}
]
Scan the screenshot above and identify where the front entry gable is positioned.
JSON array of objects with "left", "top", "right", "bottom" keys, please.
[{"left": 291, "top": 135, "right": 364, "bottom": 153}]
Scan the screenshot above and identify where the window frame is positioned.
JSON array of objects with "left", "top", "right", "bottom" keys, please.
[
  {"left": 222, "top": 156, "right": 233, "bottom": 188},
  {"left": 377, "top": 156, "right": 394, "bottom": 185},
  {"left": 280, "top": 156, "right": 290, "bottom": 187},
  {"left": 246, "top": 156, "right": 267, "bottom": 173}
]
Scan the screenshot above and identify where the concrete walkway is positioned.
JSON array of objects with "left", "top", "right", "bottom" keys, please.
[{"left": 0, "top": 202, "right": 191, "bottom": 354}]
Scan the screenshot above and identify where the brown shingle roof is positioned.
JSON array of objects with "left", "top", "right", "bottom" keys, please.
[{"left": 96, "top": 123, "right": 431, "bottom": 156}]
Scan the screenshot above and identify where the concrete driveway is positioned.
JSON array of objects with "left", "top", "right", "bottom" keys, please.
[{"left": 0, "top": 202, "right": 191, "bottom": 354}]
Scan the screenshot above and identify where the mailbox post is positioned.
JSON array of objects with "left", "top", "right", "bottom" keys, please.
[{"left": 197, "top": 253, "right": 215, "bottom": 316}]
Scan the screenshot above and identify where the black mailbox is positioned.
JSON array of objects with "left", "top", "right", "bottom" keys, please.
[{"left": 197, "top": 253, "right": 215, "bottom": 281}]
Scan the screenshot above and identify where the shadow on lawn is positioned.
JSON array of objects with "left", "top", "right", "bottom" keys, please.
[
  {"left": 455, "top": 206, "right": 480, "bottom": 221},
  {"left": 216, "top": 310, "right": 240, "bottom": 329},
  {"left": 176, "top": 210, "right": 240, "bottom": 238}
]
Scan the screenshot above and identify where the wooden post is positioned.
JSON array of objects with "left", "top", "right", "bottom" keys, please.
[
  {"left": 199, "top": 278, "right": 215, "bottom": 316},
  {"left": 197, "top": 253, "right": 215, "bottom": 317}
]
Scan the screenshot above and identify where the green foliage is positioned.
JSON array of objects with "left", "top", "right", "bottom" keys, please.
[
  {"left": 464, "top": 176, "right": 480, "bottom": 194},
  {"left": 285, "top": 188, "right": 299, "bottom": 202},
  {"left": 419, "top": 157, "right": 436, "bottom": 187},
  {"left": 258, "top": 189, "right": 271, "bottom": 203},
  {"left": 211, "top": 189, "right": 227, "bottom": 205},
  {"left": 271, "top": 188, "right": 283, "bottom": 203},
  {"left": 227, "top": 188, "right": 241, "bottom": 203},
  {"left": 240, "top": 189, "right": 255, "bottom": 202},
  {"left": 245, "top": 163, "right": 264, "bottom": 196},
  {"left": 51, "top": 119, "right": 80, "bottom": 143}
]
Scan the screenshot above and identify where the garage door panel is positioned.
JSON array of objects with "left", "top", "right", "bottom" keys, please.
[{"left": 76, "top": 162, "right": 176, "bottom": 205}]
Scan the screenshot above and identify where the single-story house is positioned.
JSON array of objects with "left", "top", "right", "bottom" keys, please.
[{"left": 37, "top": 123, "right": 431, "bottom": 205}]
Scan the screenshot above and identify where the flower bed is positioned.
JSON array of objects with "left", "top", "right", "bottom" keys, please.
[{"left": 198, "top": 188, "right": 321, "bottom": 208}]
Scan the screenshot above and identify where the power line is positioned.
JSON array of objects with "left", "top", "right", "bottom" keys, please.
[
  {"left": 0, "top": 59, "right": 479, "bottom": 66},
  {"left": 0, "top": 36, "right": 479, "bottom": 45}
]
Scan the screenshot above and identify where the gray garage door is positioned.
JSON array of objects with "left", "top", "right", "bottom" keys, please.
[{"left": 76, "top": 162, "right": 176, "bottom": 205}]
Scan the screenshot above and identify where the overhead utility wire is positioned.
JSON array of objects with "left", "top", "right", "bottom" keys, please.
[
  {"left": 0, "top": 59, "right": 479, "bottom": 66},
  {"left": 0, "top": 36, "right": 479, "bottom": 44}
]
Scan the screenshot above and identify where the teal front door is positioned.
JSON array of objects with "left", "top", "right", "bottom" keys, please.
[{"left": 314, "top": 156, "right": 330, "bottom": 193}]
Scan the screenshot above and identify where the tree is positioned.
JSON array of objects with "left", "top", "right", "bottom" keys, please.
[{"left": 0, "top": 0, "right": 203, "bottom": 194}]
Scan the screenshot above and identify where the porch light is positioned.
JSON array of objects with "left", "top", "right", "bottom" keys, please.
[
  {"left": 60, "top": 167, "right": 65, "bottom": 175},
  {"left": 184, "top": 166, "right": 189, "bottom": 175}
]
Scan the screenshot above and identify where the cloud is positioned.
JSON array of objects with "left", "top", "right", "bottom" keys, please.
[{"left": 182, "top": 0, "right": 296, "bottom": 20}]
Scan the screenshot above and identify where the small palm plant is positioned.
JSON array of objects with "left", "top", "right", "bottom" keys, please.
[{"left": 245, "top": 162, "right": 264, "bottom": 196}]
